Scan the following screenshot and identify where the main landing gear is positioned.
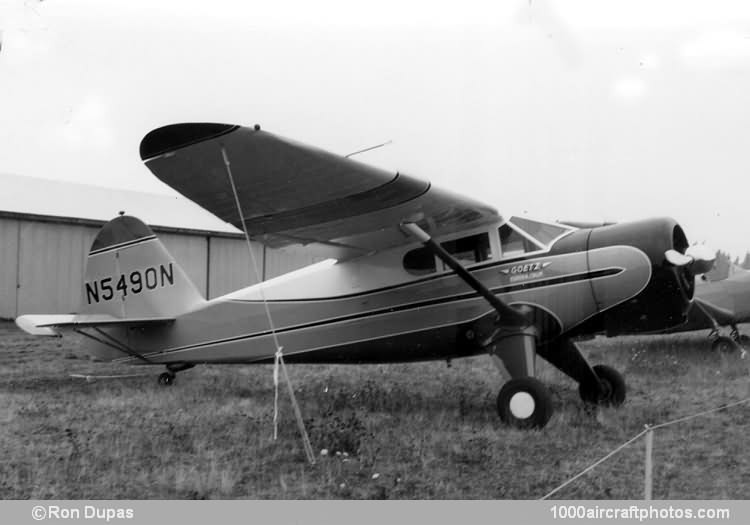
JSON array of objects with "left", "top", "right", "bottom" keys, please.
[
  {"left": 157, "top": 363, "right": 195, "bottom": 386},
  {"left": 490, "top": 335, "right": 626, "bottom": 429}
]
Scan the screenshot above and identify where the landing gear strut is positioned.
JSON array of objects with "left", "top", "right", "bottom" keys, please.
[
  {"left": 730, "top": 325, "right": 750, "bottom": 346},
  {"left": 537, "top": 338, "right": 627, "bottom": 409}
]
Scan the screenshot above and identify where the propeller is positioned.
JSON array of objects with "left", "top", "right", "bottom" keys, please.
[{"left": 665, "top": 245, "right": 715, "bottom": 275}]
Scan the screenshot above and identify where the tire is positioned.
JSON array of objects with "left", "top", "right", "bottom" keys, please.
[
  {"left": 158, "top": 372, "right": 175, "bottom": 386},
  {"left": 496, "top": 377, "right": 553, "bottom": 429},
  {"left": 712, "top": 336, "right": 737, "bottom": 353},
  {"left": 579, "top": 364, "right": 626, "bottom": 407}
]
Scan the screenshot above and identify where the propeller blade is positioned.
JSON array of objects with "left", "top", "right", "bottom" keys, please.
[
  {"left": 686, "top": 245, "right": 715, "bottom": 274},
  {"left": 664, "top": 246, "right": 715, "bottom": 274},
  {"left": 665, "top": 249, "right": 693, "bottom": 267}
]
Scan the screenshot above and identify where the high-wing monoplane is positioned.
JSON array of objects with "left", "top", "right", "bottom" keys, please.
[{"left": 16, "top": 123, "right": 714, "bottom": 428}]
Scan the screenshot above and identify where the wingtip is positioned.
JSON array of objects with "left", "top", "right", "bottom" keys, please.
[
  {"left": 140, "top": 123, "right": 239, "bottom": 161},
  {"left": 15, "top": 315, "right": 61, "bottom": 336}
]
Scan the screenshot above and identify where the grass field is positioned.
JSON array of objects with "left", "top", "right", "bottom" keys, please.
[{"left": 1, "top": 321, "right": 749, "bottom": 499}]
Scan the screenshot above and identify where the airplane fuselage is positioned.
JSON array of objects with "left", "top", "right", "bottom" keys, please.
[{"left": 95, "top": 217, "right": 694, "bottom": 366}]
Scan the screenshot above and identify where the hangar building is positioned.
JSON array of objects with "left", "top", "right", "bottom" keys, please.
[{"left": 0, "top": 174, "right": 318, "bottom": 319}]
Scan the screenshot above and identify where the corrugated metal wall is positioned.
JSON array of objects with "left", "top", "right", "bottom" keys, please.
[
  {"left": 159, "top": 232, "right": 210, "bottom": 297},
  {"left": 16, "top": 221, "right": 99, "bottom": 315},
  {"left": 0, "top": 219, "right": 20, "bottom": 319},
  {"left": 207, "top": 237, "right": 263, "bottom": 298},
  {"left": 0, "top": 216, "right": 316, "bottom": 318}
]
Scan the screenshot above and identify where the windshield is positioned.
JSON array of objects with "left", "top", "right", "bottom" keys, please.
[
  {"left": 510, "top": 217, "right": 572, "bottom": 246},
  {"left": 499, "top": 217, "right": 574, "bottom": 258}
]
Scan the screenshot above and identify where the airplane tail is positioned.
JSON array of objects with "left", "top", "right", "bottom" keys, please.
[
  {"left": 79, "top": 215, "right": 206, "bottom": 319},
  {"left": 17, "top": 215, "right": 204, "bottom": 337}
]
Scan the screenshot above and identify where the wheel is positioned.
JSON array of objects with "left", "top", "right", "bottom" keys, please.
[
  {"left": 579, "top": 365, "right": 626, "bottom": 407},
  {"left": 712, "top": 336, "right": 737, "bottom": 353},
  {"left": 496, "top": 377, "right": 553, "bottom": 429},
  {"left": 158, "top": 372, "right": 175, "bottom": 386},
  {"left": 737, "top": 334, "right": 750, "bottom": 346}
]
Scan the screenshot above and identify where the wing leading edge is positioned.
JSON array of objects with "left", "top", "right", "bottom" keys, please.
[{"left": 140, "top": 123, "right": 499, "bottom": 257}]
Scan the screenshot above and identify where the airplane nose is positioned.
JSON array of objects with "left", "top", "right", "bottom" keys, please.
[{"left": 587, "top": 218, "right": 697, "bottom": 334}]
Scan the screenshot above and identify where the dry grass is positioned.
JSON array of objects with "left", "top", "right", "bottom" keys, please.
[{"left": 1, "top": 322, "right": 749, "bottom": 499}]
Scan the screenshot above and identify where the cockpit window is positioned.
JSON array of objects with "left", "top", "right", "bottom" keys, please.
[{"left": 510, "top": 216, "right": 570, "bottom": 245}]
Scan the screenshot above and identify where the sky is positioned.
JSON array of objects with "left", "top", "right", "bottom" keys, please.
[{"left": 1, "top": 0, "right": 750, "bottom": 256}]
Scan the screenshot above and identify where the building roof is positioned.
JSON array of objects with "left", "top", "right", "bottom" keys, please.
[{"left": 0, "top": 173, "right": 243, "bottom": 236}]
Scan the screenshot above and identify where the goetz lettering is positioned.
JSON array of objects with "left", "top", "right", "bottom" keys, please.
[
  {"left": 85, "top": 263, "right": 174, "bottom": 304},
  {"left": 500, "top": 261, "right": 551, "bottom": 275}
]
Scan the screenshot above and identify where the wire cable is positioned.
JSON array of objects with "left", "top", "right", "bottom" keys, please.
[
  {"left": 540, "top": 396, "right": 750, "bottom": 499},
  {"left": 221, "top": 145, "right": 316, "bottom": 465}
]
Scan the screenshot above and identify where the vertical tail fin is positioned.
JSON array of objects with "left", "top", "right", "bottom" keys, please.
[{"left": 81, "top": 215, "right": 205, "bottom": 318}]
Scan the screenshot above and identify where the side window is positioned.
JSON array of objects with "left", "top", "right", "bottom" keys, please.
[
  {"left": 403, "top": 247, "right": 436, "bottom": 276},
  {"left": 441, "top": 233, "right": 491, "bottom": 266},
  {"left": 499, "top": 224, "right": 538, "bottom": 258},
  {"left": 403, "top": 232, "right": 491, "bottom": 275}
]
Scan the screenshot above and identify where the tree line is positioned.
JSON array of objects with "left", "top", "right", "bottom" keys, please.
[{"left": 705, "top": 250, "right": 750, "bottom": 281}]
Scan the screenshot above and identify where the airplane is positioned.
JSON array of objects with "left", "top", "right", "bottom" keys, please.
[
  {"left": 15, "top": 122, "right": 715, "bottom": 429},
  {"left": 663, "top": 270, "right": 750, "bottom": 352}
]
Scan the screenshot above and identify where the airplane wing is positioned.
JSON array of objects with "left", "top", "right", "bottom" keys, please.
[
  {"left": 16, "top": 314, "right": 174, "bottom": 336},
  {"left": 140, "top": 123, "right": 499, "bottom": 257}
]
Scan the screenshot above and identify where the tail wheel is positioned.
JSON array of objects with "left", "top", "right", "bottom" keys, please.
[
  {"left": 158, "top": 372, "right": 175, "bottom": 386},
  {"left": 712, "top": 336, "right": 737, "bottom": 353},
  {"left": 579, "top": 364, "right": 626, "bottom": 407},
  {"left": 496, "top": 377, "right": 553, "bottom": 429}
]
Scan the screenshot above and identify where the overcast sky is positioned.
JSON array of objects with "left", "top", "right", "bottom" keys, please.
[{"left": 1, "top": 0, "right": 750, "bottom": 256}]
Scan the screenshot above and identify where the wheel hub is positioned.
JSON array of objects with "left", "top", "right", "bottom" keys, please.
[
  {"left": 509, "top": 391, "right": 535, "bottom": 419},
  {"left": 598, "top": 379, "right": 612, "bottom": 401}
]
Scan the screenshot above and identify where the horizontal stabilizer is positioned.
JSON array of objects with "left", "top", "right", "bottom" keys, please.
[{"left": 16, "top": 314, "right": 174, "bottom": 336}]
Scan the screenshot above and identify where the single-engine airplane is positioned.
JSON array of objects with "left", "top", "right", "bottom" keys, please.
[
  {"left": 16, "top": 123, "right": 714, "bottom": 429},
  {"left": 663, "top": 270, "right": 750, "bottom": 352}
]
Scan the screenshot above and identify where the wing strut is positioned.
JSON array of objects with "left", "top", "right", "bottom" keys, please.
[{"left": 400, "top": 222, "right": 536, "bottom": 378}]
